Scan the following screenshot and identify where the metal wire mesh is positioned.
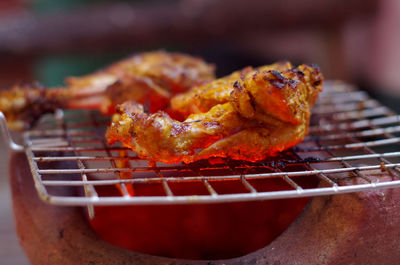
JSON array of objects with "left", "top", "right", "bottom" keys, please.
[{"left": 6, "top": 81, "right": 400, "bottom": 213}]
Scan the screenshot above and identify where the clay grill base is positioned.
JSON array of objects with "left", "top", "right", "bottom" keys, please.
[{"left": 10, "top": 153, "right": 400, "bottom": 265}]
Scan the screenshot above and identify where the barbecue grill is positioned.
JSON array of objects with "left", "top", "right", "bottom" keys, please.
[
  {"left": 2, "top": 80, "right": 400, "bottom": 264},
  {"left": 2, "top": 80, "right": 400, "bottom": 211}
]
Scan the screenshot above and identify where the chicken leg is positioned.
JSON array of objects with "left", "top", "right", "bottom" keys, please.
[{"left": 0, "top": 51, "right": 215, "bottom": 130}]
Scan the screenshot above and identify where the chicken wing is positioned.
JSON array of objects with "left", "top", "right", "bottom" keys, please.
[
  {"left": 0, "top": 51, "right": 215, "bottom": 130},
  {"left": 106, "top": 63, "right": 323, "bottom": 164}
]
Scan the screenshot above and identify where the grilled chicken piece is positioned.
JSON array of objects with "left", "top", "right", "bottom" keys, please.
[
  {"left": 0, "top": 51, "right": 215, "bottom": 130},
  {"left": 106, "top": 63, "right": 323, "bottom": 164},
  {"left": 170, "top": 62, "right": 292, "bottom": 116}
]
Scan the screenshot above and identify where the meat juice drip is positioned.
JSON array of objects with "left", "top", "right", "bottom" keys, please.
[{"left": 88, "top": 174, "right": 319, "bottom": 260}]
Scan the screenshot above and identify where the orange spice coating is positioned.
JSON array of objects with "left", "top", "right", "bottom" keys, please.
[
  {"left": 0, "top": 51, "right": 215, "bottom": 130},
  {"left": 106, "top": 62, "right": 323, "bottom": 164}
]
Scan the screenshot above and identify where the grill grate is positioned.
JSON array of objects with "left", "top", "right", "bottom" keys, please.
[{"left": 3, "top": 81, "right": 400, "bottom": 218}]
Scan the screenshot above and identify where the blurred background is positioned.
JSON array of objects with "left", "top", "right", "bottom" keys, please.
[{"left": 1, "top": 0, "right": 400, "bottom": 264}]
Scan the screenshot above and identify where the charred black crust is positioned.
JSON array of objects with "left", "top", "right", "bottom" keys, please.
[
  {"left": 307, "top": 63, "right": 320, "bottom": 71},
  {"left": 313, "top": 80, "right": 322, "bottom": 86},
  {"left": 261, "top": 63, "right": 322, "bottom": 91},
  {"left": 247, "top": 90, "right": 257, "bottom": 113},
  {"left": 288, "top": 79, "right": 299, "bottom": 88},
  {"left": 263, "top": 70, "right": 288, "bottom": 89},
  {"left": 293, "top": 69, "right": 305, "bottom": 77},
  {"left": 233, "top": 80, "right": 241, "bottom": 89},
  {"left": 270, "top": 70, "right": 285, "bottom": 81}
]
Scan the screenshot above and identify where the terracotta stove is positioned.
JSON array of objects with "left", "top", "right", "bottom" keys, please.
[{"left": 4, "top": 81, "right": 400, "bottom": 264}]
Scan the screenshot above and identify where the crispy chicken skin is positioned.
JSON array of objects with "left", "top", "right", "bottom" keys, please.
[
  {"left": 106, "top": 63, "right": 323, "bottom": 164},
  {"left": 0, "top": 51, "right": 215, "bottom": 130},
  {"left": 170, "top": 62, "right": 292, "bottom": 116},
  {"left": 90, "top": 50, "right": 215, "bottom": 113}
]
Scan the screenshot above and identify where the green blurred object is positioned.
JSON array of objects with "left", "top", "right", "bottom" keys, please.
[
  {"left": 30, "top": 0, "right": 153, "bottom": 13},
  {"left": 33, "top": 53, "right": 128, "bottom": 87},
  {"left": 30, "top": 0, "right": 91, "bottom": 13},
  {"left": 26, "top": 0, "right": 180, "bottom": 87}
]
